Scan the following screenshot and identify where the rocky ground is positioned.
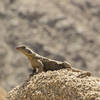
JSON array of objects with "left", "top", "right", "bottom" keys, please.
[
  {"left": 0, "top": 0, "right": 100, "bottom": 91},
  {"left": 7, "top": 70, "right": 100, "bottom": 100}
]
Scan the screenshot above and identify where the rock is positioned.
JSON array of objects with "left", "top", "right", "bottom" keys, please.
[{"left": 7, "top": 69, "right": 100, "bottom": 100}]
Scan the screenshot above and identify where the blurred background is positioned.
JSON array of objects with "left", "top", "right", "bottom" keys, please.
[{"left": 0, "top": 0, "right": 100, "bottom": 92}]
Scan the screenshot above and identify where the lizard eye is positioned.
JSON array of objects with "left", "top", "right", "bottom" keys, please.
[
  {"left": 21, "top": 46, "right": 26, "bottom": 49},
  {"left": 25, "top": 49, "right": 32, "bottom": 54}
]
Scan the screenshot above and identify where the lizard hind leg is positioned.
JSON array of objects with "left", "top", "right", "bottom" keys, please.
[{"left": 62, "top": 61, "right": 71, "bottom": 69}]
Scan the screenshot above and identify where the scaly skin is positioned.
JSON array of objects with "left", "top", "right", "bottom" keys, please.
[
  {"left": 16, "top": 45, "right": 91, "bottom": 77},
  {"left": 16, "top": 45, "right": 71, "bottom": 73}
]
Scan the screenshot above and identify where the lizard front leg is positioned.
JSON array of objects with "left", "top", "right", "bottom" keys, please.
[
  {"left": 30, "top": 60, "right": 44, "bottom": 76},
  {"left": 34, "top": 60, "right": 44, "bottom": 74},
  {"left": 29, "top": 69, "right": 37, "bottom": 77}
]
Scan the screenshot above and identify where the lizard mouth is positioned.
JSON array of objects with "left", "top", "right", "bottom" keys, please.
[
  {"left": 16, "top": 47, "right": 19, "bottom": 50},
  {"left": 16, "top": 47, "right": 25, "bottom": 53},
  {"left": 16, "top": 46, "right": 26, "bottom": 50},
  {"left": 16, "top": 47, "right": 27, "bottom": 56},
  {"left": 16, "top": 46, "right": 32, "bottom": 56},
  {"left": 16, "top": 47, "right": 22, "bottom": 51}
]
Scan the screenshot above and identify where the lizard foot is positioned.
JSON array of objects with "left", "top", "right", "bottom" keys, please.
[{"left": 29, "top": 69, "right": 37, "bottom": 77}]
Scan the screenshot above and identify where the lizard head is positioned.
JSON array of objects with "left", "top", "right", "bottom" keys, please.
[{"left": 16, "top": 45, "right": 35, "bottom": 57}]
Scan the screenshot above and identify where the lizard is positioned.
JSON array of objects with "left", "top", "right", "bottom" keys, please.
[{"left": 16, "top": 45, "right": 91, "bottom": 77}]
